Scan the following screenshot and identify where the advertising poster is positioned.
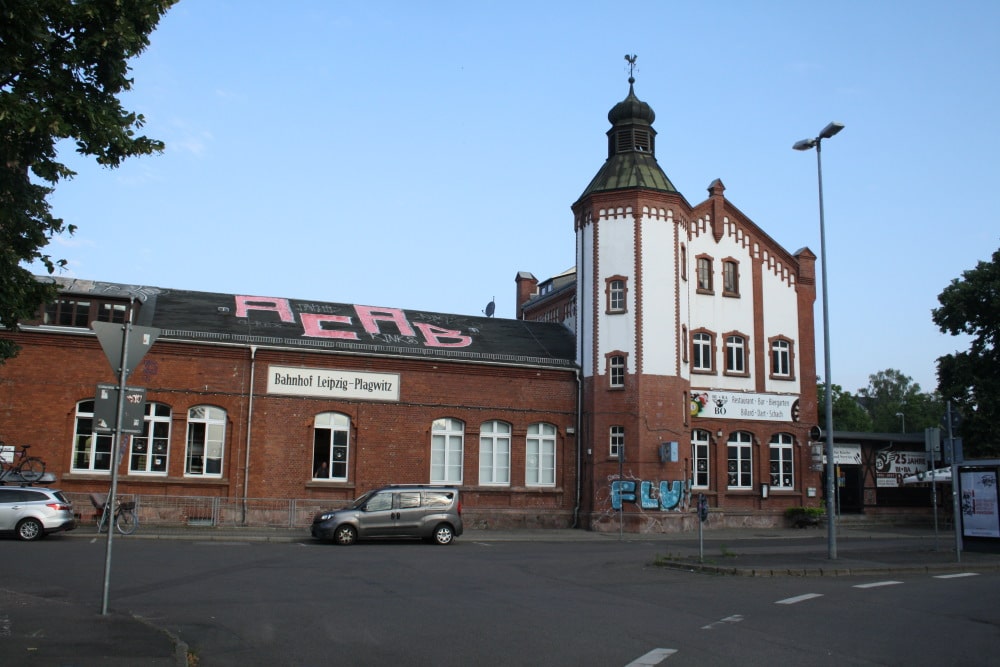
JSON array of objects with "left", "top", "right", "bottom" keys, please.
[{"left": 960, "top": 470, "right": 1000, "bottom": 538}]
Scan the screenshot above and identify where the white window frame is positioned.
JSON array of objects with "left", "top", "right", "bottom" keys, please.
[
  {"left": 769, "top": 433, "right": 795, "bottom": 489},
  {"left": 526, "top": 423, "right": 556, "bottom": 487},
  {"left": 692, "top": 332, "right": 713, "bottom": 371},
  {"left": 479, "top": 420, "right": 511, "bottom": 486},
  {"left": 431, "top": 418, "right": 464, "bottom": 483},
  {"left": 725, "top": 335, "right": 746, "bottom": 374},
  {"left": 609, "top": 279, "right": 626, "bottom": 313},
  {"left": 609, "top": 355, "right": 625, "bottom": 388},
  {"left": 771, "top": 339, "right": 791, "bottom": 377},
  {"left": 129, "top": 402, "right": 171, "bottom": 475},
  {"left": 313, "top": 412, "right": 350, "bottom": 481},
  {"left": 72, "top": 400, "right": 113, "bottom": 473},
  {"left": 692, "top": 429, "right": 711, "bottom": 488},
  {"left": 727, "top": 431, "right": 753, "bottom": 489},
  {"left": 610, "top": 425, "right": 624, "bottom": 458},
  {"left": 185, "top": 406, "right": 226, "bottom": 478}
]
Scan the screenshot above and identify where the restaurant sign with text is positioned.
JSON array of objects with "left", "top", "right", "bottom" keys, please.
[
  {"left": 690, "top": 390, "right": 800, "bottom": 422},
  {"left": 267, "top": 365, "right": 400, "bottom": 401}
]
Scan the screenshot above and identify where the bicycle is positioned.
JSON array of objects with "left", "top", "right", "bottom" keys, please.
[
  {"left": 93, "top": 494, "right": 139, "bottom": 535},
  {"left": 0, "top": 442, "right": 46, "bottom": 483}
]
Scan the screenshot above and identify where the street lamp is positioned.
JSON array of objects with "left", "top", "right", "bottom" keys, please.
[
  {"left": 794, "top": 121, "right": 844, "bottom": 560},
  {"left": 895, "top": 411, "right": 906, "bottom": 433}
]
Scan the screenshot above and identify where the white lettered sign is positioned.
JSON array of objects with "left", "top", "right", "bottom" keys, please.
[{"left": 267, "top": 365, "right": 400, "bottom": 401}]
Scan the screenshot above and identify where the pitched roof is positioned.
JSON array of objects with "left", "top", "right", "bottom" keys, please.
[{"left": 43, "top": 278, "right": 577, "bottom": 369}]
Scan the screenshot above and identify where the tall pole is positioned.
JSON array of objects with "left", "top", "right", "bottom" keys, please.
[
  {"left": 815, "top": 140, "right": 837, "bottom": 559},
  {"left": 795, "top": 121, "right": 843, "bottom": 560},
  {"left": 101, "top": 299, "right": 134, "bottom": 614}
]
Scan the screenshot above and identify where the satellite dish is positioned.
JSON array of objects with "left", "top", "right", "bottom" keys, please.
[{"left": 484, "top": 297, "right": 495, "bottom": 318}]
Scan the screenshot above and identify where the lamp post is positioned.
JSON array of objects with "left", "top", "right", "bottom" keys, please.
[
  {"left": 794, "top": 121, "right": 844, "bottom": 559},
  {"left": 895, "top": 411, "right": 906, "bottom": 433}
]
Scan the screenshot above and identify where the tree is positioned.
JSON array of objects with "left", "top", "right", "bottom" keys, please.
[
  {"left": 817, "top": 382, "right": 873, "bottom": 432},
  {"left": 933, "top": 246, "right": 1000, "bottom": 457},
  {"left": 856, "top": 369, "right": 943, "bottom": 434},
  {"left": 0, "top": 0, "right": 176, "bottom": 362}
]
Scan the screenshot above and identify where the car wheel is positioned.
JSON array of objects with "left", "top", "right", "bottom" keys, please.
[
  {"left": 432, "top": 523, "right": 454, "bottom": 545},
  {"left": 334, "top": 524, "right": 357, "bottom": 545},
  {"left": 16, "top": 518, "right": 43, "bottom": 541}
]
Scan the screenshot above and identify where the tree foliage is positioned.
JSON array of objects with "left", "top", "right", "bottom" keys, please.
[
  {"left": 817, "top": 382, "right": 873, "bottom": 432},
  {"left": 857, "top": 368, "right": 942, "bottom": 434},
  {"left": 0, "top": 0, "right": 175, "bottom": 362},
  {"left": 933, "top": 246, "right": 1000, "bottom": 457}
]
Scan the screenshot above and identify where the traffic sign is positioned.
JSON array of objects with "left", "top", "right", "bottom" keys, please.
[
  {"left": 92, "top": 321, "right": 160, "bottom": 380},
  {"left": 93, "top": 384, "right": 147, "bottom": 434}
]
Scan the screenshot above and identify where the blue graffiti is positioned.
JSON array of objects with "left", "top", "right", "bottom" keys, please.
[{"left": 612, "top": 480, "right": 684, "bottom": 511}]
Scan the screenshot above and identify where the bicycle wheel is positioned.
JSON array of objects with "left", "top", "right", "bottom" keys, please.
[
  {"left": 115, "top": 509, "right": 138, "bottom": 535},
  {"left": 18, "top": 457, "right": 45, "bottom": 482}
]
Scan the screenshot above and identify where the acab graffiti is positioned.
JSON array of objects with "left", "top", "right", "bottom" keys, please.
[{"left": 610, "top": 479, "right": 685, "bottom": 511}]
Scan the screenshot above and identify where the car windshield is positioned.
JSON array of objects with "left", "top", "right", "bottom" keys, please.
[{"left": 347, "top": 490, "right": 377, "bottom": 510}]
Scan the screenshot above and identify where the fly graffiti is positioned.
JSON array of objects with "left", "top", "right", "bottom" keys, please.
[{"left": 610, "top": 479, "right": 686, "bottom": 511}]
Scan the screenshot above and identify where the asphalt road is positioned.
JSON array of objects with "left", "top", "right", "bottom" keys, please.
[{"left": 4, "top": 534, "right": 998, "bottom": 666}]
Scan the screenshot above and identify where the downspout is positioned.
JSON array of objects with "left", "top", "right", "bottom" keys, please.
[
  {"left": 572, "top": 227, "right": 585, "bottom": 529},
  {"left": 242, "top": 345, "right": 258, "bottom": 516}
]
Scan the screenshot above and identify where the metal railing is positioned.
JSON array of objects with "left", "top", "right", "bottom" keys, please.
[{"left": 68, "top": 492, "right": 348, "bottom": 529}]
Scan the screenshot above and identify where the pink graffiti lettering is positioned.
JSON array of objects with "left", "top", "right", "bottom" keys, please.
[
  {"left": 300, "top": 313, "right": 358, "bottom": 340},
  {"left": 235, "top": 296, "right": 295, "bottom": 322}
]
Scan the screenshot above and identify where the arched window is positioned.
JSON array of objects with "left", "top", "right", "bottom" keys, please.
[
  {"left": 313, "top": 412, "right": 350, "bottom": 481},
  {"left": 72, "top": 400, "right": 113, "bottom": 472},
  {"left": 130, "top": 402, "right": 171, "bottom": 474},
  {"left": 769, "top": 433, "right": 795, "bottom": 489},
  {"left": 479, "top": 421, "right": 511, "bottom": 485},
  {"left": 185, "top": 406, "right": 226, "bottom": 477},
  {"left": 727, "top": 431, "right": 753, "bottom": 489},
  {"left": 526, "top": 423, "right": 557, "bottom": 487},
  {"left": 431, "top": 418, "right": 464, "bottom": 483},
  {"left": 691, "top": 429, "right": 711, "bottom": 488}
]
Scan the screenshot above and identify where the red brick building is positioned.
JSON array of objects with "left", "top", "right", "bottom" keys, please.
[{"left": 1, "top": 75, "right": 819, "bottom": 532}]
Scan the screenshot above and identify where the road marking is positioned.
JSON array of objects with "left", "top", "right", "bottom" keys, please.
[
  {"left": 853, "top": 580, "right": 903, "bottom": 589},
  {"left": 934, "top": 572, "right": 979, "bottom": 579},
  {"left": 701, "top": 614, "right": 744, "bottom": 630},
  {"left": 776, "top": 593, "right": 823, "bottom": 605},
  {"left": 625, "top": 648, "right": 677, "bottom": 666}
]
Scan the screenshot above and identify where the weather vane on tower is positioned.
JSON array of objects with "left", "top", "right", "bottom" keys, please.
[{"left": 624, "top": 54, "right": 637, "bottom": 83}]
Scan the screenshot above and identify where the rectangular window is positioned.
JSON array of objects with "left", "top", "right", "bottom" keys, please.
[
  {"left": 526, "top": 423, "right": 556, "bottom": 486},
  {"left": 313, "top": 412, "right": 350, "bottom": 480},
  {"left": 692, "top": 333, "right": 713, "bottom": 371},
  {"left": 770, "top": 434, "right": 795, "bottom": 489},
  {"left": 431, "top": 418, "right": 464, "bottom": 483},
  {"left": 771, "top": 339, "right": 791, "bottom": 377},
  {"left": 72, "top": 401, "right": 113, "bottom": 472},
  {"left": 725, "top": 335, "right": 746, "bottom": 374},
  {"left": 185, "top": 406, "right": 226, "bottom": 477},
  {"left": 692, "top": 431, "right": 710, "bottom": 488},
  {"left": 99, "top": 302, "right": 128, "bottom": 323},
  {"left": 727, "top": 433, "right": 753, "bottom": 488},
  {"left": 610, "top": 355, "right": 625, "bottom": 388},
  {"left": 45, "top": 299, "right": 92, "bottom": 327},
  {"left": 696, "top": 257, "right": 713, "bottom": 291},
  {"left": 129, "top": 402, "right": 171, "bottom": 474},
  {"left": 479, "top": 421, "right": 511, "bottom": 485},
  {"left": 608, "top": 279, "right": 626, "bottom": 312},
  {"left": 610, "top": 426, "right": 624, "bottom": 458},
  {"left": 723, "top": 260, "right": 739, "bottom": 295}
]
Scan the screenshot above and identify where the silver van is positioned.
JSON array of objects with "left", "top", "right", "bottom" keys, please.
[{"left": 311, "top": 485, "right": 463, "bottom": 545}]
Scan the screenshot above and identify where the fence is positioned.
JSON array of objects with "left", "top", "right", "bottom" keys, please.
[{"left": 67, "top": 492, "right": 349, "bottom": 529}]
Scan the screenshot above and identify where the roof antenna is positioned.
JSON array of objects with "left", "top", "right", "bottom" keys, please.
[{"left": 483, "top": 297, "right": 495, "bottom": 318}]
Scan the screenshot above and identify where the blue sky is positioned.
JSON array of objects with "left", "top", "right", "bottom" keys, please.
[{"left": 39, "top": 1, "right": 998, "bottom": 395}]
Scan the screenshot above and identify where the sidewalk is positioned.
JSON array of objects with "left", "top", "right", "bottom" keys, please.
[{"left": 3, "top": 524, "right": 998, "bottom": 666}]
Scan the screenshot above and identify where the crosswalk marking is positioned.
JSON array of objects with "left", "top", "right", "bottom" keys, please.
[{"left": 934, "top": 572, "right": 979, "bottom": 579}]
